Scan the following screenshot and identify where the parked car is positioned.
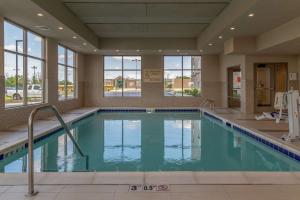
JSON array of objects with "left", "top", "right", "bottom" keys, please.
[{"left": 6, "top": 84, "right": 42, "bottom": 100}]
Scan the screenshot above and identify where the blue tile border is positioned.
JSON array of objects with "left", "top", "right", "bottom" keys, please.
[
  {"left": 155, "top": 109, "right": 200, "bottom": 112},
  {"left": 0, "top": 111, "right": 100, "bottom": 160},
  {"left": 203, "top": 111, "right": 300, "bottom": 163},
  {"left": 97, "top": 108, "right": 200, "bottom": 113},
  {"left": 203, "top": 112, "right": 223, "bottom": 123},
  {"left": 98, "top": 109, "right": 147, "bottom": 113}
]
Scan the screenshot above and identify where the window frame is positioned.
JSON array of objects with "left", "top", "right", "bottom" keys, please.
[
  {"left": 103, "top": 55, "right": 142, "bottom": 97},
  {"left": 163, "top": 55, "right": 202, "bottom": 97},
  {"left": 57, "top": 44, "right": 77, "bottom": 101},
  {"left": 3, "top": 19, "right": 46, "bottom": 108}
]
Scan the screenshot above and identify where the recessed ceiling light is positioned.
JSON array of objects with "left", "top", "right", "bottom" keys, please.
[
  {"left": 208, "top": 43, "right": 213, "bottom": 46},
  {"left": 83, "top": 42, "right": 87, "bottom": 46},
  {"left": 116, "top": 49, "right": 120, "bottom": 52},
  {"left": 136, "top": 49, "right": 140, "bottom": 52},
  {"left": 158, "top": 49, "right": 162, "bottom": 53},
  {"left": 230, "top": 27, "right": 236, "bottom": 31},
  {"left": 93, "top": 49, "right": 97, "bottom": 52},
  {"left": 58, "top": 27, "right": 63, "bottom": 30},
  {"left": 199, "top": 49, "right": 203, "bottom": 52},
  {"left": 176, "top": 49, "right": 180, "bottom": 53},
  {"left": 72, "top": 36, "right": 77, "bottom": 39},
  {"left": 37, "top": 13, "right": 44, "bottom": 17},
  {"left": 218, "top": 35, "right": 223, "bottom": 39},
  {"left": 248, "top": 13, "right": 255, "bottom": 17}
]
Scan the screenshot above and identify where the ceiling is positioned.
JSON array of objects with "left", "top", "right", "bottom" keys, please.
[{"left": 63, "top": 0, "right": 231, "bottom": 38}]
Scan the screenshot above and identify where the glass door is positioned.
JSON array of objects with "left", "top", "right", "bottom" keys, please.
[
  {"left": 255, "top": 63, "right": 287, "bottom": 111},
  {"left": 228, "top": 66, "right": 241, "bottom": 108}
]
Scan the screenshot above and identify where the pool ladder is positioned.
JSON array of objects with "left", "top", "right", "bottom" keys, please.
[
  {"left": 200, "top": 99, "right": 215, "bottom": 110},
  {"left": 27, "top": 105, "right": 88, "bottom": 196}
]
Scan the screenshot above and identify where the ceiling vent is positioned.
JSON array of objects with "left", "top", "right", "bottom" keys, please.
[{"left": 34, "top": 25, "right": 50, "bottom": 31}]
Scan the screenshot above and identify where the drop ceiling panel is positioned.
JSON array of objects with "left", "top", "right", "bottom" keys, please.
[
  {"left": 65, "top": 3, "right": 147, "bottom": 17},
  {"left": 88, "top": 23, "right": 206, "bottom": 38},
  {"left": 147, "top": 3, "right": 227, "bottom": 17},
  {"left": 63, "top": 0, "right": 230, "bottom": 38}
]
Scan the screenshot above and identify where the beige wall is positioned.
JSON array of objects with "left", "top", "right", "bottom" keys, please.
[
  {"left": 84, "top": 54, "right": 221, "bottom": 108},
  {"left": 245, "top": 55, "right": 298, "bottom": 113},
  {"left": 219, "top": 54, "right": 246, "bottom": 110},
  {"left": 0, "top": 17, "right": 84, "bottom": 130},
  {"left": 219, "top": 53, "right": 299, "bottom": 113}
]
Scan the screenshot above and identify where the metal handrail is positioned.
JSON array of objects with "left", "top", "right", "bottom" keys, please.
[
  {"left": 200, "top": 99, "right": 215, "bottom": 110},
  {"left": 27, "top": 105, "right": 88, "bottom": 196}
]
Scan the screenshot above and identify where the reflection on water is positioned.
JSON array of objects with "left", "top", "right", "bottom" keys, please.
[
  {"left": 1, "top": 113, "right": 300, "bottom": 172},
  {"left": 104, "top": 120, "right": 141, "bottom": 162}
]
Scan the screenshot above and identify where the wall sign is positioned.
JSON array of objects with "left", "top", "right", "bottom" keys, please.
[
  {"left": 289, "top": 73, "right": 297, "bottom": 81},
  {"left": 143, "top": 69, "right": 162, "bottom": 82}
]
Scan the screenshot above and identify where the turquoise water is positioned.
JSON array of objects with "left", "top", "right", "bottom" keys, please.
[{"left": 1, "top": 112, "right": 300, "bottom": 172}]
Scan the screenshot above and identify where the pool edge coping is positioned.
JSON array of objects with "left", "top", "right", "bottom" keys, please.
[
  {"left": 201, "top": 108, "right": 300, "bottom": 163},
  {"left": 0, "top": 107, "right": 100, "bottom": 158}
]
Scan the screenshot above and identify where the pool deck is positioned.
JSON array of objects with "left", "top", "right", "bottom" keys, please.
[
  {"left": 1, "top": 107, "right": 300, "bottom": 199},
  {"left": 0, "top": 107, "right": 99, "bottom": 155},
  {"left": 202, "top": 107, "right": 300, "bottom": 152},
  {"left": 0, "top": 172, "right": 300, "bottom": 199}
]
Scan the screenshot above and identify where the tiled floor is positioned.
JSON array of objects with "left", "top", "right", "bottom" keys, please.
[
  {"left": 0, "top": 172, "right": 299, "bottom": 199},
  {"left": 1, "top": 183, "right": 300, "bottom": 200}
]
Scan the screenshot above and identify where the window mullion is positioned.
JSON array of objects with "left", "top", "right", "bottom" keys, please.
[
  {"left": 122, "top": 56, "right": 124, "bottom": 97},
  {"left": 181, "top": 56, "right": 184, "bottom": 97},
  {"left": 64, "top": 49, "right": 68, "bottom": 99},
  {"left": 23, "top": 30, "right": 28, "bottom": 105}
]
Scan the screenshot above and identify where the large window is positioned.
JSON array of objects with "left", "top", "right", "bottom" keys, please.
[
  {"left": 58, "top": 45, "right": 77, "bottom": 100},
  {"left": 104, "top": 56, "right": 141, "bottom": 97},
  {"left": 4, "top": 20, "right": 45, "bottom": 107},
  {"left": 164, "top": 56, "right": 201, "bottom": 97}
]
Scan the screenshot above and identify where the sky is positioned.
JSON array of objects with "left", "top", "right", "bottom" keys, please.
[{"left": 4, "top": 21, "right": 44, "bottom": 82}]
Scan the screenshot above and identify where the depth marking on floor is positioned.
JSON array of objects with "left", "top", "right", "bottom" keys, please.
[{"left": 129, "top": 184, "right": 170, "bottom": 192}]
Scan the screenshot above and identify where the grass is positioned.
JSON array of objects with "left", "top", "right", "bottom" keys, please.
[{"left": 5, "top": 95, "right": 12, "bottom": 102}]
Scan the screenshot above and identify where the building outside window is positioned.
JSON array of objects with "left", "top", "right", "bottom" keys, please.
[
  {"left": 4, "top": 20, "right": 45, "bottom": 107},
  {"left": 58, "top": 45, "right": 77, "bottom": 100},
  {"left": 104, "top": 56, "right": 141, "bottom": 97},
  {"left": 164, "top": 56, "right": 201, "bottom": 97}
]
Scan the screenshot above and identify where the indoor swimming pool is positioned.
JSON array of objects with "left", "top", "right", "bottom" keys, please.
[{"left": 1, "top": 111, "right": 300, "bottom": 172}]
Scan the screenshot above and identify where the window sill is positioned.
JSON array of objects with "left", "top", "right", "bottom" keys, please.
[
  {"left": 103, "top": 96, "right": 142, "bottom": 98},
  {"left": 58, "top": 98, "right": 78, "bottom": 102},
  {"left": 163, "top": 95, "right": 202, "bottom": 98},
  {"left": 4, "top": 102, "right": 47, "bottom": 111}
]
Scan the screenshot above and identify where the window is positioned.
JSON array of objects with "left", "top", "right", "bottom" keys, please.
[
  {"left": 104, "top": 56, "right": 141, "bottom": 97},
  {"left": 4, "top": 20, "right": 45, "bottom": 107},
  {"left": 58, "top": 45, "right": 77, "bottom": 100},
  {"left": 164, "top": 56, "right": 201, "bottom": 96}
]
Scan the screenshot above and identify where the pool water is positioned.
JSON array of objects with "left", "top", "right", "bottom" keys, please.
[{"left": 1, "top": 112, "right": 300, "bottom": 172}]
